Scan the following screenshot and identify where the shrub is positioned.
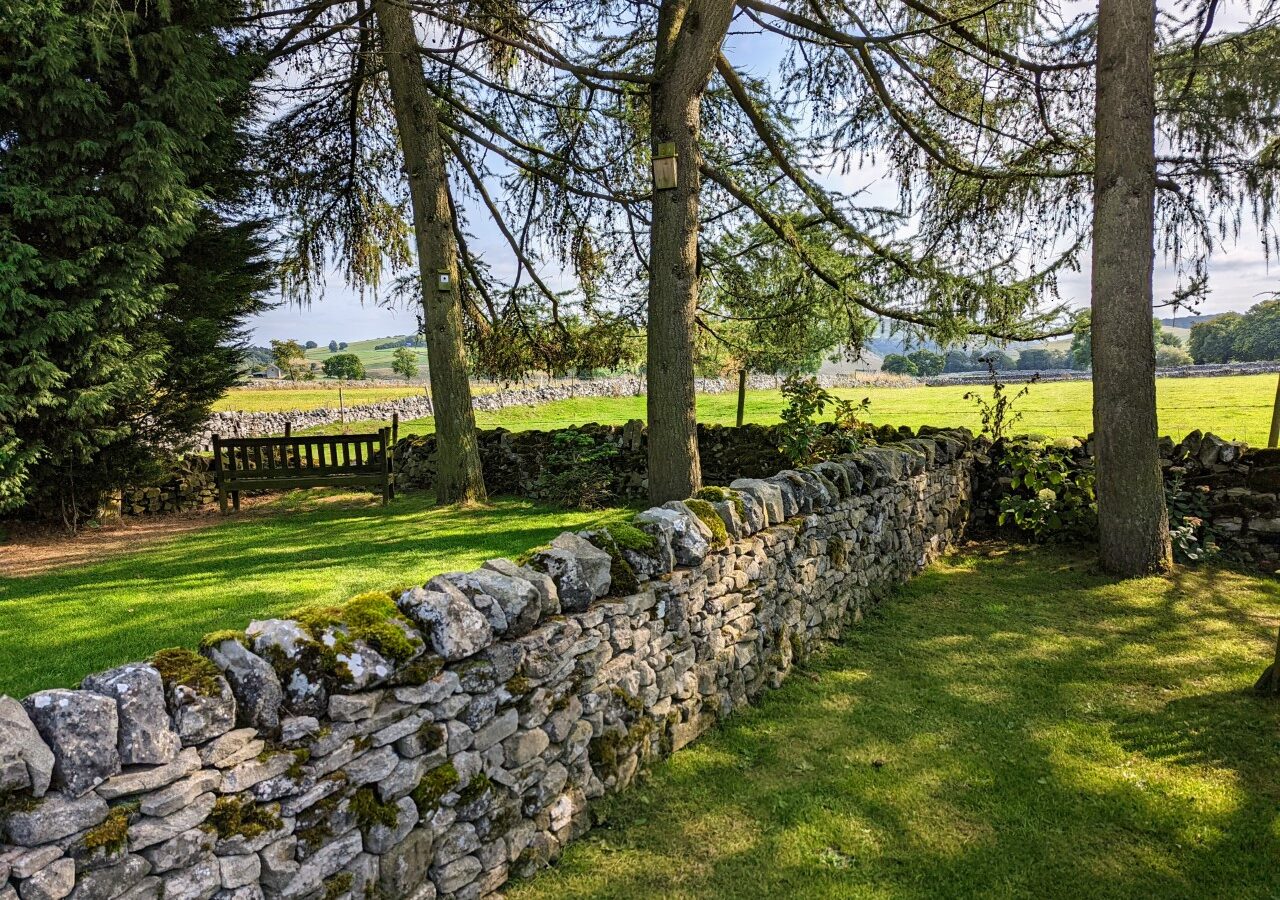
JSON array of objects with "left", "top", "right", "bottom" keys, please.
[
  {"left": 530, "top": 430, "right": 619, "bottom": 509},
  {"left": 1165, "top": 473, "right": 1219, "bottom": 563},
  {"left": 996, "top": 439, "right": 1096, "bottom": 541},
  {"left": 964, "top": 360, "right": 1036, "bottom": 441},
  {"left": 777, "top": 375, "right": 871, "bottom": 465}
]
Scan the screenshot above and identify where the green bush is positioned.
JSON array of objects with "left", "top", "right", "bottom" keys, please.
[
  {"left": 530, "top": 430, "right": 620, "bottom": 509},
  {"left": 996, "top": 439, "right": 1096, "bottom": 541},
  {"left": 777, "top": 375, "right": 871, "bottom": 465}
]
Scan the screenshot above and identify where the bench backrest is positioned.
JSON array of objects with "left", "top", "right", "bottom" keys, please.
[{"left": 211, "top": 431, "right": 390, "bottom": 483}]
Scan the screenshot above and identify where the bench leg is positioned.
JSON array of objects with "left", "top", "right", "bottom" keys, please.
[
  {"left": 232, "top": 490, "right": 241, "bottom": 512},
  {"left": 218, "top": 484, "right": 228, "bottom": 515}
]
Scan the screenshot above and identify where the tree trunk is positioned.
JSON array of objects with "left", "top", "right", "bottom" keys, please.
[
  {"left": 646, "top": 0, "right": 736, "bottom": 504},
  {"left": 1091, "top": 0, "right": 1171, "bottom": 574},
  {"left": 374, "top": 0, "right": 486, "bottom": 505}
]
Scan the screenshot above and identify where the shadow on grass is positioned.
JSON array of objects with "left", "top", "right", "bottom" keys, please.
[{"left": 508, "top": 545, "right": 1280, "bottom": 900}]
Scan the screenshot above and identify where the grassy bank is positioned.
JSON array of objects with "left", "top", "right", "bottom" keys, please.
[{"left": 509, "top": 545, "right": 1280, "bottom": 899}]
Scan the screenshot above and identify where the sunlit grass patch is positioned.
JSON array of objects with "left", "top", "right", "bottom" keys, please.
[{"left": 509, "top": 545, "right": 1280, "bottom": 900}]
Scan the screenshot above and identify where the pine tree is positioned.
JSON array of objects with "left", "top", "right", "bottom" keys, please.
[{"left": 0, "top": 0, "right": 269, "bottom": 522}]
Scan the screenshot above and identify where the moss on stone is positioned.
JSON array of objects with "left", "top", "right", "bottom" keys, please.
[
  {"left": 198, "top": 629, "right": 248, "bottom": 652},
  {"left": 0, "top": 792, "right": 41, "bottom": 815},
  {"left": 416, "top": 721, "right": 446, "bottom": 753},
  {"left": 695, "top": 487, "right": 746, "bottom": 521},
  {"left": 411, "top": 762, "right": 460, "bottom": 813},
  {"left": 150, "top": 647, "right": 224, "bottom": 698},
  {"left": 350, "top": 787, "right": 399, "bottom": 831},
  {"left": 395, "top": 655, "right": 443, "bottom": 686},
  {"left": 611, "top": 687, "right": 644, "bottom": 717},
  {"left": 456, "top": 772, "right": 492, "bottom": 806},
  {"left": 321, "top": 872, "right": 354, "bottom": 900},
  {"left": 606, "top": 523, "right": 658, "bottom": 554},
  {"left": 82, "top": 805, "right": 131, "bottom": 853},
  {"left": 294, "top": 591, "right": 420, "bottom": 668},
  {"left": 827, "top": 539, "right": 848, "bottom": 568},
  {"left": 505, "top": 674, "right": 531, "bottom": 696},
  {"left": 204, "top": 795, "right": 283, "bottom": 841},
  {"left": 583, "top": 529, "right": 640, "bottom": 597},
  {"left": 287, "top": 748, "right": 311, "bottom": 781},
  {"left": 685, "top": 498, "right": 729, "bottom": 548}
]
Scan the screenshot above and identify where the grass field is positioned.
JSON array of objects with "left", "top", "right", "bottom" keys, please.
[
  {"left": 300, "top": 373, "right": 1279, "bottom": 446},
  {"left": 212, "top": 384, "right": 429, "bottom": 412},
  {"left": 0, "top": 492, "right": 627, "bottom": 698},
  {"left": 510, "top": 545, "right": 1280, "bottom": 900}
]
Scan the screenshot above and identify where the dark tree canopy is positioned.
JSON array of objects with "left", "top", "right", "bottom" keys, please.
[{"left": 0, "top": 0, "right": 270, "bottom": 522}]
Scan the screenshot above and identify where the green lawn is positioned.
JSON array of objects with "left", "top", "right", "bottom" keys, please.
[
  {"left": 304, "top": 373, "right": 1280, "bottom": 446},
  {"left": 0, "top": 493, "right": 626, "bottom": 698},
  {"left": 509, "top": 545, "right": 1280, "bottom": 900}
]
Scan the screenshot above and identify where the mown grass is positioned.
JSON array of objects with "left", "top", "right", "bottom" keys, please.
[
  {"left": 0, "top": 492, "right": 627, "bottom": 697},
  {"left": 302, "top": 373, "right": 1280, "bottom": 445},
  {"left": 508, "top": 544, "right": 1280, "bottom": 900}
]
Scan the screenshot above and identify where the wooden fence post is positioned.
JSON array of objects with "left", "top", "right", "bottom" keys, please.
[{"left": 1269, "top": 371, "right": 1280, "bottom": 448}]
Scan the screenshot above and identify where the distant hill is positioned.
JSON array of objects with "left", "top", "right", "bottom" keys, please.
[
  {"left": 303, "top": 334, "right": 429, "bottom": 378},
  {"left": 1159, "top": 312, "right": 1224, "bottom": 329}
]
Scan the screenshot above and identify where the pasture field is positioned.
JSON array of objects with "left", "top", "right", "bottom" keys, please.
[
  {"left": 213, "top": 384, "right": 429, "bottom": 412},
  {"left": 299, "top": 373, "right": 1278, "bottom": 446}
]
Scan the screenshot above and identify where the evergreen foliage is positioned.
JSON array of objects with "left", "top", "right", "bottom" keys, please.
[{"left": 0, "top": 0, "right": 269, "bottom": 522}]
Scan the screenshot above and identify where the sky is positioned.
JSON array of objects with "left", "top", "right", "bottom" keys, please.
[{"left": 245, "top": 4, "right": 1277, "bottom": 347}]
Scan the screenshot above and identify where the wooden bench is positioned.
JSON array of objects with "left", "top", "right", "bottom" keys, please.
[{"left": 211, "top": 430, "right": 393, "bottom": 513}]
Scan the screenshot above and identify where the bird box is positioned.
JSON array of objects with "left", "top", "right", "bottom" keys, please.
[
  {"left": 653, "top": 141, "right": 678, "bottom": 191},
  {"left": 437, "top": 270, "right": 453, "bottom": 292}
]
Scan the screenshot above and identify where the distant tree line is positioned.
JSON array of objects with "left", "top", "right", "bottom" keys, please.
[
  {"left": 881, "top": 318, "right": 1198, "bottom": 377},
  {"left": 1188, "top": 301, "right": 1280, "bottom": 363}
]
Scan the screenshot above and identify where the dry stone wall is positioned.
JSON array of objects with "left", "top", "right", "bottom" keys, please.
[
  {"left": 196, "top": 373, "right": 908, "bottom": 451},
  {"left": 0, "top": 433, "right": 975, "bottom": 900}
]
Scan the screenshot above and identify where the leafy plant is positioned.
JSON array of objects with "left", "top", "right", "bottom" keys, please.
[
  {"left": 530, "top": 430, "right": 620, "bottom": 509},
  {"left": 777, "top": 375, "right": 870, "bottom": 464},
  {"left": 964, "top": 359, "right": 1038, "bottom": 441},
  {"left": 1165, "top": 473, "right": 1219, "bottom": 563},
  {"left": 997, "top": 439, "right": 1096, "bottom": 540}
]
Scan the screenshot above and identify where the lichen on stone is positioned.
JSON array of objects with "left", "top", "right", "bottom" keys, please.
[{"left": 150, "top": 647, "right": 225, "bottom": 697}]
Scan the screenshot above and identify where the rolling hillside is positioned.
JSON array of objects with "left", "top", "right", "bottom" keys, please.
[{"left": 303, "top": 335, "right": 429, "bottom": 379}]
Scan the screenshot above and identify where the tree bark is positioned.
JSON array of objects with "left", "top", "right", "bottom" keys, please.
[
  {"left": 374, "top": 0, "right": 486, "bottom": 505},
  {"left": 1090, "top": 0, "right": 1171, "bottom": 574},
  {"left": 646, "top": 0, "right": 736, "bottom": 504}
]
